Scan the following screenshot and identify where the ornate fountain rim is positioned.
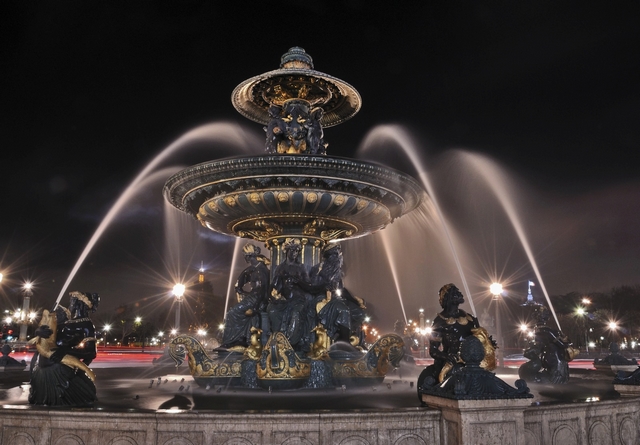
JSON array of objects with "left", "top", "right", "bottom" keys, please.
[{"left": 163, "top": 154, "right": 426, "bottom": 242}]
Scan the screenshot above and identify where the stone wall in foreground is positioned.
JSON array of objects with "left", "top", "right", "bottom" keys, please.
[
  {"left": 0, "top": 409, "right": 440, "bottom": 445},
  {"left": 523, "top": 397, "right": 639, "bottom": 445},
  {"left": 1, "top": 396, "right": 639, "bottom": 444}
]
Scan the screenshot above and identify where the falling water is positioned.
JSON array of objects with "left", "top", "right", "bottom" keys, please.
[
  {"left": 355, "top": 123, "right": 561, "bottom": 329},
  {"left": 224, "top": 238, "right": 244, "bottom": 316},
  {"left": 54, "top": 122, "right": 260, "bottom": 308},
  {"left": 357, "top": 125, "right": 477, "bottom": 316},
  {"left": 380, "top": 234, "right": 408, "bottom": 323},
  {"left": 456, "top": 151, "right": 561, "bottom": 329}
]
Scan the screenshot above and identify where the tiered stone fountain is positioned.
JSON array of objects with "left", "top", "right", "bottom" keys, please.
[{"left": 162, "top": 47, "right": 425, "bottom": 390}]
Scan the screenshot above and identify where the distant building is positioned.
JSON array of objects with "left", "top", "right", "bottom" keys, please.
[{"left": 187, "top": 266, "right": 225, "bottom": 340}]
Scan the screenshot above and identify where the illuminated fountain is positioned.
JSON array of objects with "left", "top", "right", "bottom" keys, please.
[
  {"left": 1, "top": 47, "right": 638, "bottom": 445},
  {"left": 163, "top": 47, "right": 425, "bottom": 389}
]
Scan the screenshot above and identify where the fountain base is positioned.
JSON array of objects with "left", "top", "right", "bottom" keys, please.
[{"left": 169, "top": 333, "right": 404, "bottom": 390}]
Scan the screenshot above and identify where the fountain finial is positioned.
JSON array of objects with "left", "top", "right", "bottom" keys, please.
[{"left": 280, "top": 47, "right": 314, "bottom": 70}]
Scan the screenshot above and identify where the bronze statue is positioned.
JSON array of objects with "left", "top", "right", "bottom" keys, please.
[
  {"left": 267, "top": 241, "right": 366, "bottom": 353},
  {"left": 264, "top": 99, "right": 327, "bottom": 155},
  {"left": 0, "top": 344, "right": 26, "bottom": 369},
  {"left": 421, "top": 335, "right": 532, "bottom": 401},
  {"left": 304, "top": 243, "right": 350, "bottom": 343},
  {"left": 264, "top": 104, "right": 287, "bottom": 154},
  {"left": 418, "top": 284, "right": 495, "bottom": 391},
  {"left": 614, "top": 362, "right": 640, "bottom": 386},
  {"left": 28, "top": 291, "right": 99, "bottom": 406},
  {"left": 518, "top": 305, "right": 573, "bottom": 384},
  {"left": 221, "top": 244, "right": 271, "bottom": 349},
  {"left": 297, "top": 243, "right": 367, "bottom": 348},
  {"left": 594, "top": 342, "right": 638, "bottom": 367},
  {"left": 268, "top": 238, "right": 312, "bottom": 349}
]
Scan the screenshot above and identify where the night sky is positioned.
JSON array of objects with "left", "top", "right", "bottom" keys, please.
[{"left": 1, "top": 2, "right": 639, "bottom": 329}]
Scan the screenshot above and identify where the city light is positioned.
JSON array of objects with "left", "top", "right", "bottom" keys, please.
[
  {"left": 489, "top": 282, "right": 503, "bottom": 298},
  {"left": 490, "top": 282, "right": 504, "bottom": 368},
  {"left": 173, "top": 283, "right": 185, "bottom": 300},
  {"left": 172, "top": 283, "right": 185, "bottom": 333}
]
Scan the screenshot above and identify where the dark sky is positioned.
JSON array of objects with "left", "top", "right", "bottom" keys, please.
[{"left": 1, "top": 2, "right": 639, "bottom": 328}]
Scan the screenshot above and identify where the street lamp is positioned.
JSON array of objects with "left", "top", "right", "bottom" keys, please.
[
  {"left": 134, "top": 317, "right": 146, "bottom": 351},
  {"left": 575, "top": 307, "right": 590, "bottom": 353},
  {"left": 518, "top": 323, "right": 530, "bottom": 348},
  {"left": 172, "top": 283, "right": 185, "bottom": 334},
  {"left": 606, "top": 321, "right": 620, "bottom": 346},
  {"left": 19, "top": 281, "right": 33, "bottom": 342},
  {"left": 418, "top": 308, "right": 425, "bottom": 358},
  {"left": 103, "top": 324, "right": 111, "bottom": 347},
  {"left": 490, "top": 282, "right": 504, "bottom": 368},
  {"left": 197, "top": 329, "right": 207, "bottom": 346}
]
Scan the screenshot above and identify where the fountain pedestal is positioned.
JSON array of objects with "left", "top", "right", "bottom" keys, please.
[
  {"left": 615, "top": 383, "right": 640, "bottom": 396},
  {"left": 420, "top": 336, "right": 533, "bottom": 444},
  {"left": 422, "top": 397, "right": 531, "bottom": 445}
]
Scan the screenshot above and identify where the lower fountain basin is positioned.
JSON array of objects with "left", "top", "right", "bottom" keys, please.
[{"left": 1, "top": 364, "right": 638, "bottom": 445}]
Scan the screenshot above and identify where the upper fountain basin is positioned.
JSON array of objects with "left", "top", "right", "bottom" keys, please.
[{"left": 163, "top": 155, "right": 426, "bottom": 243}]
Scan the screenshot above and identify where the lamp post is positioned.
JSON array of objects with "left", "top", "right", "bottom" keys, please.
[
  {"left": 19, "top": 281, "right": 33, "bottom": 342},
  {"left": 134, "top": 316, "right": 146, "bottom": 351},
  {"left": 576, "top": 307, "right": 589, "bottom": 353},
  {"left": 197, "top": 329, "right": 207, "bottom": 347},
  {"left": 418, "top": 308, "right": 425, "bottom": 358},
  {"left": 581, "top": 298, "right": 592, "bottom": 353},
  {"left": 103, "top": 324, "right": 111, "bottom": 347},
  {"left": 490, "top": 282, "right": 504, "bottom": 368},
  {"left": 607, "top": 321, "right": 619, "bottom": 345},
  {"left": 519, "top": 323, "right": 529, "bottom": 348},
  {"left": 172, "top": 283, "right": 185, "bottom": 334}
]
